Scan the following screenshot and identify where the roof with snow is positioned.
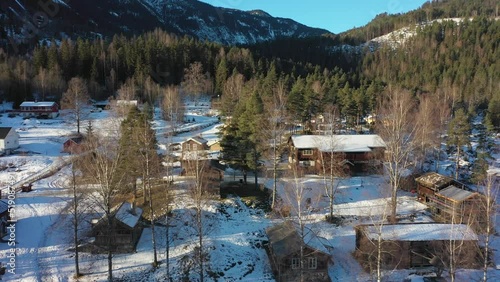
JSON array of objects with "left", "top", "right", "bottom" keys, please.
[
  {"left": 115, "top": 202, "right": 143, "bottom": 228},
  {"left": 415, "top": 172, "right": 454, "bottom": 191},
  {"left": 20, "top": 101, "right": 57, "bottom": 107},
  {"left": 290, "top": 135, "right": 386, "bottom": 153},
  {"left": 184, "top": 136, "right": 208, "bottom": 145},
  {"left": 436, "top": 185, "right": 477, "bottom": 202},
  {"left": 266, "top": 221, "right": 331, "bottom": 259},
  {"left": 361, "top": 223, "right": 478, "bottom": 242},
  {"left": 93, "top": 201, "right": 143, "bottom": 229}
]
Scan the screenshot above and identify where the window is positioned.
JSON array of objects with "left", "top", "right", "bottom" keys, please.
[
  {"left": 308, "top": 257, "right": 317, "bottom": 269},
  {"left": 193, "top": 144, "right": 198, "bottom": 151},
  {"left": 302, "top": 149, "right": 313, "bottom": 155},
  {"left": 291, "top": 258, "right": 300, "bottom": 269}
]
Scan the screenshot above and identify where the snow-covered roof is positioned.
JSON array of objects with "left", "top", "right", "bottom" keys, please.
[
  {"left": 266, "top": 221, "right": 331, "bottom": 259},
  {"left": 415, "top": 172, "right": 454, "bottom": 190},
  {"left": 115, "top": 202, "right": 143, "bottom": 228},
  {"left": 362, "top": 223, "right": 478, "bottom": 242},
  {"left": 290, "top": 135, "right": 386, "bottom": 153},
  {"left": 184, "top": 136, "right": 208, "bottom": 145},
  {"left": 437, "top": 185, "right": 477, "bottom": 202},
  {"left": 20, "top": 101, "right": 56, "bottom": 107}
]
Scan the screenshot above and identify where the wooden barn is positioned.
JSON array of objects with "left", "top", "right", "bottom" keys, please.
[
  {"left": 415, "top": 172, "right": 455, "bottom": 203},
  {"left": 354, "top": 223, "right": 480, "bottom": 270},
  {"left": 91, "top": 202, "right": 143, "bottom": 252},
  {"left": 266, "top": 221, "right": 332, "bottom": 282},
  {"left": 62, "top": 136, "right": 85, "bottom": 154},
  {"left": 288, "top": 135, "right": 385, "bottom": 175},
  {"left": 415, "top": 172, "right": 488, "bottom": 233}
]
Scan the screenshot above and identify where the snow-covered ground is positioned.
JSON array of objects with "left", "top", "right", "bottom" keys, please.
[{"left": 0, "top": 99, "right": 498, "bottom": 282}]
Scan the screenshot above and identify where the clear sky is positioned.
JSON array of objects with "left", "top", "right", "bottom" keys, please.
[{"left": 199, "top": 0, "right": 429, "bottom": 33}]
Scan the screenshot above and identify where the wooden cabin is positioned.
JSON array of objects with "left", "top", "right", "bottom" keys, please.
[
  {"left": 415, "top": 172, "right": 455, "bottom": 203},
  {"left": 288, "top": 135, "right": 385, "bottom": 175},
  {"left": 266, "top": 221, "right": 332, "bottom": 282},
  {"left": 91, "top": 202, "right": 143, "bottom": 252},
  {"left": 354, "top": 223, "right": 480, "bottom": 270},
  {"left": 415, "top": 172, "right": 488, "bottom": 233},
  {"left": 182, "top": 136, "right": 209, "bottom": 152},
  {"left": 431, "top": 185, "right": 489, "bottom": 233}
]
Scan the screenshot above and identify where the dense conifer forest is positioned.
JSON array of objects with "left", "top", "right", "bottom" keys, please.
[{"left": 0, "top": 0, "right": 498, "bottom": 132}]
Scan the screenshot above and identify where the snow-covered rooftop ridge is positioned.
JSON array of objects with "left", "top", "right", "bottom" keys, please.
[
  {"left": 363, "top": 223, "right": 478, "bottom": 242},
  {"left": 115, "top": 202, "right": 143, "bottom": 228},
  {"left": 291, "top": 134, "right": 386, "bottom": 152},
  {"left": 437, "top": 185, "right": 476, "bottom": 202},
  {"left": 20, "top": 101, "right": 57, "bottom": 107},
  {"left": 183, "top": 136, "right": 208, "bottom": 145}
]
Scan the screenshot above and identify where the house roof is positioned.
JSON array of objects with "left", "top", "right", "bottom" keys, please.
[
  {"left": 20, "top": 101, "right": 57, "bottom": 107},
  {"left": 290, "top": 135, "right": 386, "bottom": 153},
  {"left": 361, "top": 223, "right": 478, "bottom": 242},
  {"left": 185, "top": 136, "right": 208, "bottom": 145},
  {"left": 0, "top": 127, "right": 13, "bottom": 139},
  {"left": 66, "top": 136, "right": 84, "bottom": 144},
  {"left": 115, "top": 202, "right": 143, "bottom": 228},
  {"left": 437, "top": 185, "right": 477, "bottom": 202},
  {"left": 415, "top": 172, "right": 454, "bottom": 191},
  {"left": 93, "top": 201, "right": 143, "bottom": 229},
  {"left": 266, "top": 221, "right": 331, "bottom": 259}
]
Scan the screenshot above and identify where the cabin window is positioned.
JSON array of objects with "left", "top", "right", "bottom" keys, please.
[
  {"left": 193, "top": 144, "right": 198, "bottom": 151},
  {"left": 302, "top": 149, "right": 313, "bottom": 156},
  {"left": 291, "top": 258, "right": 300, "bottom": 269},
  {"left": 308, "top": 257, "right": 317, "bottom": 269}
]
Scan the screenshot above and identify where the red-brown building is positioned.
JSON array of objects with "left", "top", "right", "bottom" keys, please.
[
  {"left": 62, "top": 136, "right": 85, "bottom": 154},
  {"left": 288, "top": 135, "right": 386, "bottom": 175},
  {"left": 19, "top": 101, "right": 59, "bottom": 118}
]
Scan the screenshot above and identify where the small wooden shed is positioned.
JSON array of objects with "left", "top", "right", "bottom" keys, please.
[
  {"left": 91, "top": 202, "right": 143, "bottom": 252},
  {"left": 266, "top": 221, "right": 332, "bottom": 282}
]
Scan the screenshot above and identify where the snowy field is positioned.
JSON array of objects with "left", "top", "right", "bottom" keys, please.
[{"left": 0, "top": 99, "right": 498, "bottom": 282}]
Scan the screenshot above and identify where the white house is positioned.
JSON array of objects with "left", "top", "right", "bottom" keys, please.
[{"left": 0, "top": 127, "right": 20, "bottom": 155}]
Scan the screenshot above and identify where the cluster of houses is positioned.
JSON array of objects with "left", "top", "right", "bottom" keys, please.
[{"left": 0, "top": 100, "right": 494, "bottom": 280}]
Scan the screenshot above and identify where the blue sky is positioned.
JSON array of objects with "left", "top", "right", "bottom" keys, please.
[{"left": 199, "top": 0, "right": 429, "bottom": 33}]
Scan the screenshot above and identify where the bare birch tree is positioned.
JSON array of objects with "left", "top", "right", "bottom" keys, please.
[
  {"left": 181, "top": 62, "right": 212, "bottom": 101},
  {"left": 376, "top": 87, "right": 417, "bottom": 222},
  {"left": 61, "top": 77, "right": 90, "bottom": 134},
  {"left": 480, "top": 173, "right": 498, "bottom": 282},
  {"left": 78, "top": 131, "right": 128, "bottom": 282},
  {"left": 414, "top": 94, "right": 442, "bottom": 171},
  {"left": 68, "top": 159, "right": 82, "bottom": 278},
  {"left": 186, "top": 151, "right": 216, "bottom": 282},
  {"left": 317, "top": 105, "right": 347, "bottom": 222},
  {"left": 261, "top": 78, "right": 289, "bottom": 210},
  {"left": 161, "top": 85, "right": 184, "bottom": 135}
]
